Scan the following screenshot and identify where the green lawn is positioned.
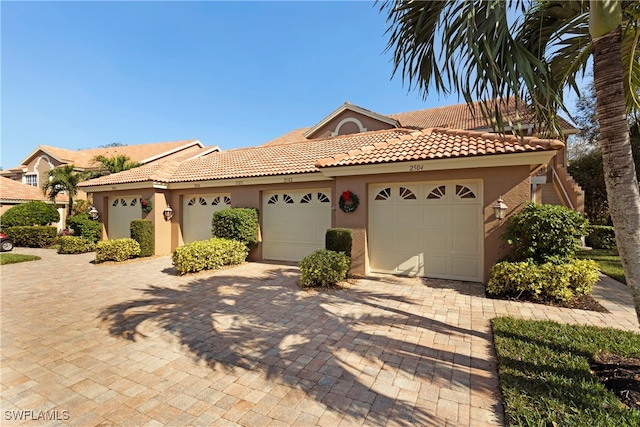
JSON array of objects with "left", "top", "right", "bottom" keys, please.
[
  {"left": 0, "top": 253, "right": 41, "bottom": 265},
  {"left": 492, "top": 317, "right": 640, "bottom": 426},
  {"left": 576, "top": 249, "right": 625, "bottom": 284}
]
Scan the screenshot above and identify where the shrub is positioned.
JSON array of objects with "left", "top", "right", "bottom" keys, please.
[
  {"left": 487, "top": 259, "right": 600, "bottom": 302},
  {"left": 325, "top": 228, "right": 353, "bottom": 258},
  {"left": 3, "top": 226, "right": 58, "bottom": 247},
  {"left": 58, "top": 236, "right": 95, "bottom": 254},
  {"left": 299, "top": 249, "right": 350, "bottom": 288},
  {"left": 211, "top": 208, "right": 259, "bottom": 248},
  {"left": 172, "top": 237, "right": 248, "bottom": 275},
  {"left": 71, "top": 199, "right": 91, "bottom": 216},
  {"left": 502, "top": 203, "right": 589, "bottom": 264},
  {"left": 130, "top": 220, "right": 154, "bottom": 257},
  {"left": 66, "top": 214, "right": 102, "bottom": 243},
  {"left": 0, "top": 201, "right": 60, "bottom": 228},
  {"left": 95, "top": 238, "right": 140, "bottom": 262},
  {"left": 586, "top": 225, "right": 616, "bottom": 249}
]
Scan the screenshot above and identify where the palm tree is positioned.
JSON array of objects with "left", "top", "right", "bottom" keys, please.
[
  {"left": 381, "top": 0, "right": 640, "bottom": 323},
  {"left": 42, "top": 164, "right": 88, "bottom": 217},
  {"left": 92, "top": 154, "right": 141, "bottom": 175}
]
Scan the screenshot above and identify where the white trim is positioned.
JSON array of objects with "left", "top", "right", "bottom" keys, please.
[
  {"left": 304, "top": 103, "right": 398, "bottom": 138},
  {"left": 183, "top": 146, "right": 221, "bottom": 161},
  {"left": 167, "top": 173, "right": 333, "bottom": 190},
  {"left": 80, "top": 182, "right": 157, "bottom": 193},
  {"left": 319, "top": 151, "right": 557, "bottom": 177},
  {"left": 138, "top": 140, "right": 204, "bottom": 164},
  {"left": 331, "top": 117, "right": 367, "bottom": 136}
]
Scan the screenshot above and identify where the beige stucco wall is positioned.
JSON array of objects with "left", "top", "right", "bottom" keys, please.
[
  {"left": 309, "top": 111, "right": 395, "bottom": 139},
  {"left": 22, "top": 154, "right": 64, "bottom": 189}
]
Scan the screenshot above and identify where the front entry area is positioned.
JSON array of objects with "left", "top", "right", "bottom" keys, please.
[
  {"left": 262, "top": 189, "right": 332, "bottom": 262},
  {"left": 368, "top": 181, "right": 483, "bottom": 282}
]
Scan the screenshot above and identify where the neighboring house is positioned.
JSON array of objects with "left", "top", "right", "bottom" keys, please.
[
  {"left": 0, "top": 177, "right": 68, "bottom": 231},
  {"left": 1, "top": 139, "right": 219, "bottom": 190},
  {"left": 79, "top": 100, "right": 583, "bottom": 283}
]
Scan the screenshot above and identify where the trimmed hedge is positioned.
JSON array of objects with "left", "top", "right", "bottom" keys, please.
[
  {"left": 212, "top": 208, "right": 259, "bottom": 248},
  {"left": 96, "top": 238, "right": 140, "bottom": 262},
  {"left": 3, "top": 226, "right": 57, "bottom": 248},
  {"left": 325, "top": 228, "right": 353, "bottom": 258},
  {"left": 487, "top": 259, "right": 600, "bottom": 302},
  {"left": 58, "top": 236, "right": 96, "bottom": 254},
  {"left": 66, "top": 214, "right": 102, "bottom": 243},
  {"left": 0, "top": 201, "right": 59, "bottom": 228},
  {"left": 586, "top": 225, "right": 616, "bottom": 249},
  {"left": 130, "top": 220, "right": 154, "bottom": 257},
  {"left": 299, "top": 249, "right": 350, "bottom": 288},
  {"left": 502, "top": 203, "right": 588, "bottom": 264},
  {"left": 172, "top": 238, "right": 249, "bottom": 275}
]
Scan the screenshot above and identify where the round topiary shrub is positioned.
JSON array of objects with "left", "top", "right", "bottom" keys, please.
[
  {"left": 0, "top": 201, "right": 60, "bottom": 228},
  {"left": 299, "top": 249, "right": 350, "bottom": 288},
  {"left": 502, "top": 203, "right": 589, "bottom": 264}
]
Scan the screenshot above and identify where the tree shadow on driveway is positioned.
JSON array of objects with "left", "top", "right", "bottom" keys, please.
[{"left": 99, "top": 264, "right": 499, "bottom": 426}]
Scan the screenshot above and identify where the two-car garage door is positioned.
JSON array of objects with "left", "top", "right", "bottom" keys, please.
[{"left": 369, "top": 181, "right": 483, "bottom": 282}]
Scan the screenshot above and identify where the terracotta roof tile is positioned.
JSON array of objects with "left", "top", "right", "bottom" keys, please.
[
  {"left": 315, "top": 128, "right": 564, "bottom": 168},
  {"left": 0, "top": 177, "right": 68, "bottom": 203}
]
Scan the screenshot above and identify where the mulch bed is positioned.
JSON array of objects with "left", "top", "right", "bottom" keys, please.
[
  {"left": 487, "top": 293, "right": 610, "bottom": 313},
  {"left": 591, "top": 352, "right": 640, "bottom": 411}
]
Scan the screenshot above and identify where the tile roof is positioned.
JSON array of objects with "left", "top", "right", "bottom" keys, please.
[
  {"left": 79, "top": 129, "right": 414, "bottom": 187},
  {"left": 315, "top": 128, "right": 565, "bottom": 168},
  {"left": 28, "top": 140, "right": 202, "bottom": 169},
  {"left": 0, "top": 177, "right": 68, "bottom": 203}
]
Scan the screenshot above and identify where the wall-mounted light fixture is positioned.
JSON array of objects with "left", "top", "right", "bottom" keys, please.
[
  {"left": 88, "top": 206, "right": 100, "bottom": 220},
  {"left": 493, "top": 196, "right": 508, "bottom": 222},
  {"left": 163, "top": 204, "right": 174, "bottom": 221}
]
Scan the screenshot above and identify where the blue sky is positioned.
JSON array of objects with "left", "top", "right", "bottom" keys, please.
[{"left": 1, "top": 1, "right": 586, "bottom": 170}]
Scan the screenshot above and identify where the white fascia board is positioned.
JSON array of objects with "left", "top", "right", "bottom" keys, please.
[
  {"left": 168, "top": 173, "right": 333, "bottom": 190},
  {"left": 184, "top": 146, "right": 221, "bottom": 161},
  {"left": 139, "top": 140, "right": 203, "bottom": 164},
  {"left": 79, "top": 182, "right": 157, "bottom": 193},
  {"left": 21, "top": 147, "right": 63, "bottom": 165},
  {"left": 319, "top": 151, "right": 558, "bottom": 177}
]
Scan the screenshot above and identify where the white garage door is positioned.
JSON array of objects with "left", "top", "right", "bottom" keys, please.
[
  {"left": 108, "top": 196, "right": 141, "bottom": 239},
  {"left": 183, "top": 194, "right": 231, "bottom": 243},
  {"left": 369, "top": 181, "right": 483, "bottom": 282},
  {"left": 262, "top": 189, "right": 332, "bottom": 262}
]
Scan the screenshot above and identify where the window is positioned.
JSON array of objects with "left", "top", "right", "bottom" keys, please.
[
  {"left": 25, "top": 174, "right": 38, "bottom": 187},
  {"left": 427, "top": 185, "right": 446, "bottom": 199},
  {"left": 375, "top": 188, "right": 391, "bottom": 201}
]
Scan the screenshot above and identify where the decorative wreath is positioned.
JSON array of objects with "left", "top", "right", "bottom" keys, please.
[
  {"left": 339, "top": 190, "right": 359, "bottom": 213},
  {"left": 141, "top": 198, "right": 153, "bottom": 214}
]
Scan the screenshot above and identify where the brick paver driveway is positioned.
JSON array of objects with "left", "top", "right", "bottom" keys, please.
[{"left": 2, "top": 249, "right": 637, "bottom": 426}]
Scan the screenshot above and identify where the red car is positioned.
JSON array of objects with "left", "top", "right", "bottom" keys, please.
[{"left": 0, "top": 232, "right": 14, "bottom": 252}]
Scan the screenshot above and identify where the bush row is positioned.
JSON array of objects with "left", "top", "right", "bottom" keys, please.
[
  {"left": 66, "top": 214, "right": 102, "bottom": 243},
  {"left": 58, "top": 236, "right": 96, "bottom": 254},
  {"left": 487, "top": 259, "right": 600, "bottom": 302},
  {"left": 3, "top": 226, "right": 57, "bottom": 247},
  {"left": 172, "top": 238, "right": 248, "bottom": 275},
  {"left": 299, "top": 249, "right": 350, "bottom": 288},
  {"left": 0, "top": 201, "right": 59, "bottom": 229},
  {"left": 96, "top": 238, "right": 141, "bottom": 262}
]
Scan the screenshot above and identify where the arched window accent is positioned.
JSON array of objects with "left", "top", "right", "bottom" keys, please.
[
  {"left": 267, "top": 195, "right": 278, "bottom": 204},
  {"left": 427, "top": 185, "right": 446, "bottom": 199},
  {"left": 455, "top": 185, "right": 476, "bottom": 199},
  {"left": 198, "top": 197, "right": 207, "bottom": 205},
  {"left": 121, "top": 199, "right": 128, "bottom": 206},
  {"left": 187, "top": 198, "right": 196, "bottom": 206},
  {"left": 130, "top": 198, "right": 138, "bottom": 206},
  {"left": 223, "top": 196, "right": 231, "bottom": 205},
  {"left": 300, "top": 193, "right": 313, "bottom": 204},
  {"left": 112, "top": 199, "right": 119, "bottom": 207},
  {"left": 399, "top": 187, "right": 417, "bottom": 200},
  {"left": 375, "top": 188, "right": 391, "bottom": 201},
  {"left": 317, "top": 193, "right": 330, "bottom": 203},
  {"left": 212, "top": 196, "right": 221, "bottom": 205},
  {"left": 283, "top": 194, "right": 294, "bottom": 204}
]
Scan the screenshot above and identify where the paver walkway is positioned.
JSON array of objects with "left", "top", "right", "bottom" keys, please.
[{"left": 1, "top": 249, "right": 638, "bottom": 426}]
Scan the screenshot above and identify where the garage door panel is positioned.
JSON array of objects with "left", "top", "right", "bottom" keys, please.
[
  {"left": 262, "top": 189, "right": 331, "bottom": 262},
  {"left": 109, "top": 196, "right": 141, "bottom": 240},
  {"left": 369, "top": 181, "right": 482, "bottom": 281},
  {"left": 183, "top": 194, "right": 230, "bottom": 243}
]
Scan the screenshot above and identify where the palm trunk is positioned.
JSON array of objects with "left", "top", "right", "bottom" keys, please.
[{"left": 592, "top": 26, "right": 640, "bottom": 326}]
